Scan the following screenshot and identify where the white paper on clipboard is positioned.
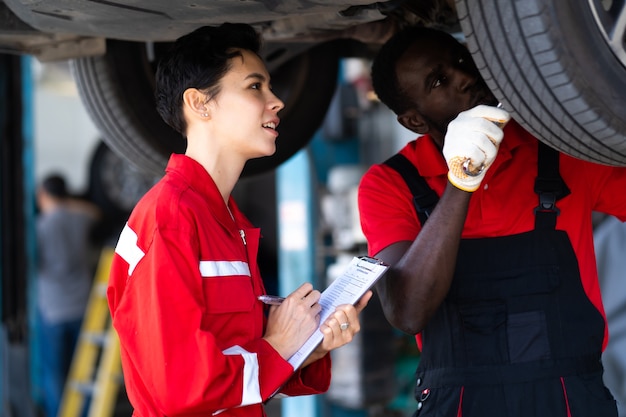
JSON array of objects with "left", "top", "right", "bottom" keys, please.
[{"left": 287, "top": 256, "right": 389, "bottom": 369}]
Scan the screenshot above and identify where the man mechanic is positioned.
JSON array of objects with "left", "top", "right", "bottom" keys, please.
[{"left": 357, "top": 25, "right": 625, "bottom": 416}]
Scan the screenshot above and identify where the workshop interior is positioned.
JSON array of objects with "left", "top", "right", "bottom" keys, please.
[{"left": 1, "top": 52, "right": 421, "bottom": 417}]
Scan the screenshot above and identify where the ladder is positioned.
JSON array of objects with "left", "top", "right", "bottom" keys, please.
[{"left": 58, "top": 247, "right": 123, "bottom": 417}]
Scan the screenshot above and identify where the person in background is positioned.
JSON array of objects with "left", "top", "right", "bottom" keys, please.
[
  {"left": 35, "top": 173, "right": 101, "bottom": 417},
  {"left": 106, "top": 23, "right": 371, "bottom": 417},
  {"left": 357, "top": 25, "right": 626, "bottom": 416},
  {"left": 594, "top": 215, "right": 626, "bottom": 417}
]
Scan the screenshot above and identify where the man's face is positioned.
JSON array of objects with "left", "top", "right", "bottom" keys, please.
[{"left": 396, "top": 34, "right": 498, "bottom": 146}]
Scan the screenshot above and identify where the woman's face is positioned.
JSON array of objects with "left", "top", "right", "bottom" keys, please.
[{"left": 206, "top": 49, "right": 285, "bottom": 160}]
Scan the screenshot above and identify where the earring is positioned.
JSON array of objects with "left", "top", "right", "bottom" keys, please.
[{"left": 202, "top": 113, "right": 208, "bottom": 117}]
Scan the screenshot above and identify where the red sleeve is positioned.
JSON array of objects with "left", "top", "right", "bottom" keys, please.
[
  {"left": 108, "top": 222, "right": 296, "bottom": 415},
  {"left": 571, "top": 156, "right": 626, "bottom": 220},
  {"left": 280, "top": 354, "right": 331, "bottom": 396},
  {"left": 358, "top": 163, "right": 422, "bottom": 256}
]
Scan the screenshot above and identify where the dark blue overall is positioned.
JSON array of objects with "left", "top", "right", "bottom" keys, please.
[{"left": 384, "top": 143, "right": 617, "bottom": 416}]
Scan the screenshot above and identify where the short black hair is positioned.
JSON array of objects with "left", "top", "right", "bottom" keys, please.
[
  {"left": 42, "top": 174, "right": 68, "bottom": 198},
  {"left": 155, "top": 23, "right": 262, "bottom": 136},
  {"left": 371, "top": 26, "right": 460, "bottom": 115}
]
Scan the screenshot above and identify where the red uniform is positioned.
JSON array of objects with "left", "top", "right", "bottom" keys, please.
[
  {"left": 107, "top": 154, "right": 330, "bottom": 417},
  {"left": 358, "top": 120, "right": 626, "bottom": 350}
]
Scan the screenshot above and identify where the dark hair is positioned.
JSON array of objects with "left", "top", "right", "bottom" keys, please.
[
  {"left": 371, "top": 26, "right": 459, "bottom": 115},
  {"left": 42, "top": 174, "right": 68, "bottom": 198},
  {"left": 155, "top": 23, "right": 262, "bottom": 136}
]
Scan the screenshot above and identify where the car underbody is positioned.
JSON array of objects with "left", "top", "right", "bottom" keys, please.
[{"left": 1, "top": 0, "right": 625, "bottom": 176}]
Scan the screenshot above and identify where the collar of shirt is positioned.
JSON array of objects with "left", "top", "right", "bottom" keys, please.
[{"left": 165, "top": 153, "right": 241, "bottom": 230}]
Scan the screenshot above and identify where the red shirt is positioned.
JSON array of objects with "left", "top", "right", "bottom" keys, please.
[
  {"left": 107, "top": 154, "right": 330, "bottom": 417},
  {"left": 358, "top": 120, "right": 626, "bottom": 349}
]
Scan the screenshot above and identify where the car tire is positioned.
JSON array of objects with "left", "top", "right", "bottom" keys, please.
[
  {"left": 457, "top": 0, "right": 626, "bottom": 166},
  {"left": 70, "top": 40, "right": 339, "bottom": 177},
  {"left": 86, "top": 140, "right": 160, "bottom": 244},
  {"left": 87, "top": 140, "right": 159, "bottom": 215}
]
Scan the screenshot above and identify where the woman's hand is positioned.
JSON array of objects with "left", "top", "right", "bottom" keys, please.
[
  {"left": 299, "top": 290, "right": 373, "bottom": 368},
  {"left": 262, "top": 283, "right": 322, "bottom": 360}
]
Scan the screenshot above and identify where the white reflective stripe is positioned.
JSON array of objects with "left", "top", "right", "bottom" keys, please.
[
  {"left": 222, "top": 345, "right": 261, "bottom": 406},
  {"left": 115, "top": 223, "right": 145, "bottom": 276},
  {"left": 199, "top": 261, "right": 250, "bottom": 277}
]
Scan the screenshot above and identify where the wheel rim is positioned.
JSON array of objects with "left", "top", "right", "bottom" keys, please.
[{"left": 588, "top": 0, "right": 626, "bottom": 68}]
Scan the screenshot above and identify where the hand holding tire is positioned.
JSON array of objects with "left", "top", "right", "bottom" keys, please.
[{"left": 443, "top": 105, "right": 510, "bottom": 192}]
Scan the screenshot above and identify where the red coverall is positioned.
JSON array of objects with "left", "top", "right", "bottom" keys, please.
[{"left": 108, "top": 154, "right": 330, "bottom": 417}]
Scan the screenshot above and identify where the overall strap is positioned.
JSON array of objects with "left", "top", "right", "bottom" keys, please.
[
  {"left": 383, "top": 153, "right": 439, "bottom": 226},
  {"left": 534, "top": 141, "right": 571, "bottom": 230},
  {"left": 384, "top": 142, "right": 570, "bottom": 230}
]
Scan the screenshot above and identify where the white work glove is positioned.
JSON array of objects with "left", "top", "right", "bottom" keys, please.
[{"left": 443, "top": 104, "right": 511, "bottom": 192}]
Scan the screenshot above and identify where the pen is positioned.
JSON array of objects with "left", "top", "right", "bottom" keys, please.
[{"left": 257, "top": 295, "right": 285, "bottom": 305}]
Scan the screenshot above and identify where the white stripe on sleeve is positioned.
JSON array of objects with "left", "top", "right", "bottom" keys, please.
[
  {"left": 114, "top": 223, "right": 146, "bottom": 276},
  {"left": 222, "top": 345, "right": 262, "bottom": 406},
  {"left": 199, "top": 261, "right": 250, "bottom": 277}
]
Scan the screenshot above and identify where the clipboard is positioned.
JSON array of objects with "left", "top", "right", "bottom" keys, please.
[{"left": 287, "top": 256, "right": 389, "bottom": 368}]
